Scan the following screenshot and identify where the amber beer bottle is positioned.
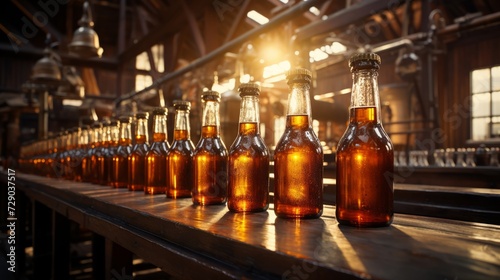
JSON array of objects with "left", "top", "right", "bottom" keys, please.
[
  {"left": 228, "top": 82, "right": 269, "bottom": 212},
  {"left": 112, "top": 116, "right": 132, "bottom": 188},
  {"left": 97, "top": 120, "right": 112, "bottom": 185},
  {"left": 105, "top": 120, "right": 120, "bottom": 186},
  {"left": 274, "top": 68, "right": 323, "bottom": 219},
  {"left": 145, "top": 108, "right": 170, "bottom": 195},
  {"left": 336, "top": 53, "right": 394, "bottom": 227},
  {"left": 167, "top": 100, "right": 195, "bottom": 198},
  {"left": 128, "top": 112, "right": 150, "bottom": 191},
  {"left": 192, "top": 91, "right": 228, "bottom": 205},
  {"left": 89, "top": 122, "right": 103, "bottom": 184},
  {"left": 69, "top": 127, "right": 84, "bottom": 181}
]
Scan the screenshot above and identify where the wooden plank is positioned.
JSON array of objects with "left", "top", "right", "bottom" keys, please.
[{"left": 12, "top": 173, "right": 500, "bottom": 279}]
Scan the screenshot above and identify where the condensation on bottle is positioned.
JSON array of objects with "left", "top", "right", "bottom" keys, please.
[
  {"left": 227, "top": 82, "right": 269, "bottom": 213},
  {"left": 336, "top": 52, "right": 394, "bottom": 227}
]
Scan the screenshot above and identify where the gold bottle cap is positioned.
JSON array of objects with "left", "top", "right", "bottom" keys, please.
[
  {"left": 135, "top": 112, "right": 149, "bottom": 119},
  {"left": 118, "top": 116, "right": 132, "bottom": 123},
  {"left": 173, "top": 100, "right": 191, "bottom": 109},
  {"left": 91, "top": 121, "right": 103, "bottom": 128},
  {"left": 152, "top": 107, "right": 167, "bottom": 115},
  {"left": 286, "top": 68, "right": 312, "bottom": 85},
  {"left": 201, "top": 90, "right": 220, "bottom": 101},
  {"left": 238, "top": 82, "right": 260, "bottom": 96},
  {"left": 349, "top": 53, "right": 381, "bottom": 70}
]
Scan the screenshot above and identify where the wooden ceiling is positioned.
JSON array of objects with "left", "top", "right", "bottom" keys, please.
[{"left": 1, "top": 0, "right": 500, "bottom": 94}]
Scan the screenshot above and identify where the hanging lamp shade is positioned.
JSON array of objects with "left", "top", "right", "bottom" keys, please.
[
  {"left": 68, "top": 1, "right": 103, "bottom": 58},
  {"left": 31, "top": 48, "right": 61, "bottom": 84}
]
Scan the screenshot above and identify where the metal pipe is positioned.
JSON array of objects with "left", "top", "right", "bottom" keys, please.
[
  {"left": 114, "top": 0, "right": 322, "bottom": 107},
  {"left": 437, "top": 11, "right": 500, "bottom": 36}
]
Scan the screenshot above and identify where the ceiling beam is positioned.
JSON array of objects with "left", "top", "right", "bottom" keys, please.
[
  {"left": 11, "top": 0, "right": 64, "bottom": 42},
  {"left": 295, "top": 0, "right": 406, "bottom": 41},
  {"left": 118, "top": 5, "right": 191, "bottom": 63},
  {"left": 224, "top": 0, "right": 251, "bottom": 43},
  {"left": 0, "top": 43, "right": 118, "bottom": 70},
  {"left": 115, "top": 0, "right": 323, "bottom": 105},
  {"left": 180, "top": 1, "right": 206, "bottom": 57}
]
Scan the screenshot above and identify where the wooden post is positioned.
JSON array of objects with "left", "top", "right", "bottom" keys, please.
[
  {"left": 52, "top": 211, "right": 70, "bottom": 279},
  {"left": 105, "top": 240, "right": 133, "bottom": 280},
  {"left": 32, "top": 201, "right": 53, "bottom": 278}
]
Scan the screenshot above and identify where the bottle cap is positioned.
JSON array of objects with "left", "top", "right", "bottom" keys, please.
[
  {"left": 152, "top": 107, "right": 167, "bottom": 115},
  {"left": 173, "top": 100, "right": 191, "bottom": 110},
  {"left": 135, "top": 112, "right": 149, "bottom": 119},
  {"left": 118, "top": 116, "right": 132, "bottom": 123},
  {"left": 91, "top": 121, "right": 103, "bottom": 128},
  {"left": 286, "top": 68, "right": 312, "bottom": 85},
  {"left": 349, "top": 52, "right": 381, "bottom": 71},
  {"left": 238, "top": 82, "right": 260, "bottom": 96},
  {"left": 201, "top": 90, "right": 220, "bottom": 101}
]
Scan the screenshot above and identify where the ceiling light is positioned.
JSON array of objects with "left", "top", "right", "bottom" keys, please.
[
  {"left": 68, "top": 1, "right": 103, "bottom": 58},
  {"left": 247, "top": 10, "right": 269, "bottom": 25}
]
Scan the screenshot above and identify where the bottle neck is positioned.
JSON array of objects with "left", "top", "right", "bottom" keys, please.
[
  {"left": 202, "top": 100, "right": 220, "bottom": 128},
  {"left": 152, "top": 114, "right": 167, "bottom": 142},
  {"left": 80, "top": 130, "right": 88, "bottom": 148},
  {"left": 287, "top": 82, "right": 312, "bottom": 118},
  {"left": 174, "top": 109, "right": 191, "bottom": 138},
  {"left": 239, "top": 95, "right": 260, "bottom": 127},
  {"left": 110, "top": 125, "right": 119, "bottom": 145},
  {"left": 135, "top": 118, "right": 149, "bottom": 144},
  {"left": 350, "top": 69, "right": 380, "bottom": 122},
  {"left": 93, "top": 128, "right": 102, "bottom": 144},
  {"left": 72, "top": 131, "right": 80, "bottom": 149},
  {"left": 103, "top": 126, "right": 112, "bottom": 145},
  {"left": 119, "top": 123, "right": 132, "bottom": 144}
]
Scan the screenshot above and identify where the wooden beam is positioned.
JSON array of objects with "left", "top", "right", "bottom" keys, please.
[
  {"left": 0, "top": 43, "right": 118, "bottom": 69},
  {"left": 11, "top": 0, "right": 64, "bottom": 42},
  {"left": 118, "top": 7, "right": 190, "bottom": 63},
  {"left": 180, "top": 0, "right": 206, "bottom": 57},
  {"left": 118, "top": 0, "right": 127, "bottom": 54},
  {"left": 224, "top": 0, "right": 251, "bottom": 43},
  {"left": 295, "top": 0, "right": 406, "bottom": 41}
]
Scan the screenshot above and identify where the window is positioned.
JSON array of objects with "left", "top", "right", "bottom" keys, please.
[
  {"left": 470, "top": 66, "right": 500, "bottom": 140},
  {"left": 135, "top": 44, "right": 164, "bottom": 91}
]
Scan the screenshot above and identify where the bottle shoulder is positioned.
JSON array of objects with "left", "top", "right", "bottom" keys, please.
[
  {"left": 148, "top": 142, "right": 169, "bottom": 155},
  {"left": 337, "top": 123, "right": 393, "bottom": 152},
  {"left": 275, "top": 127, "right": 323, "bottom": 153},
  {"left": 169, "top": 139, "right": 195, "bottom": 154},
  {"left": 131, "top": 143, "right": 150, "bottom": 156},
  {"left": 194, "top": 137, "right": 228, "bottom": 155},
  {"left": 229, "top": 134, "right": 269, "bottom": 156}
]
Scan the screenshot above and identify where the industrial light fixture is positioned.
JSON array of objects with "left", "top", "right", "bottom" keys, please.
[
  {"left": 31, "top": 38, "right": 61, "bottom": 86},
  {"left": 68, "top": 1, "right": 103, "bottom": 58}
]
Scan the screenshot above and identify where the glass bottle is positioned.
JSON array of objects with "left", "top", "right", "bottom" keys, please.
[
  {"left": 89, "top": 122, "right": 103, "bottom": 184},
  {"left": 167, "top": 100, "right": 195, "bottom": 198},
  {"left": 69, "top": 127, "right": 84, "bottom": 181},
  {"left": 274, "top": 68, "right": 323, "bottom": 219},
  {"left": 128, "top": 112, "right": 149, "bottom": 191},
  {"left": 145, "top": 107, "right": 170, "bottom": 195},
  {"left": 228, "top": 82, "right": 269, "bottom": 212},
  {"left": 105, "top": 120, "right": 120, "bottom": 186},
  {"left": 81, "top": 125, "right": 93, "bottom": 182},
  {"left": 336, "top": 53, "right": 394, "bottom": 227},
  {"left": 55, "top": 131, "right": 67, "bottom": 179},
  {"left": 112, "top": 116, "right": 133, "bottom": 188},
  {"left": 192, "top": 91, "right": 228, "bottom": 205},
  {"left": 97, "top": 120, "right": 112, "bottom": 185}
]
